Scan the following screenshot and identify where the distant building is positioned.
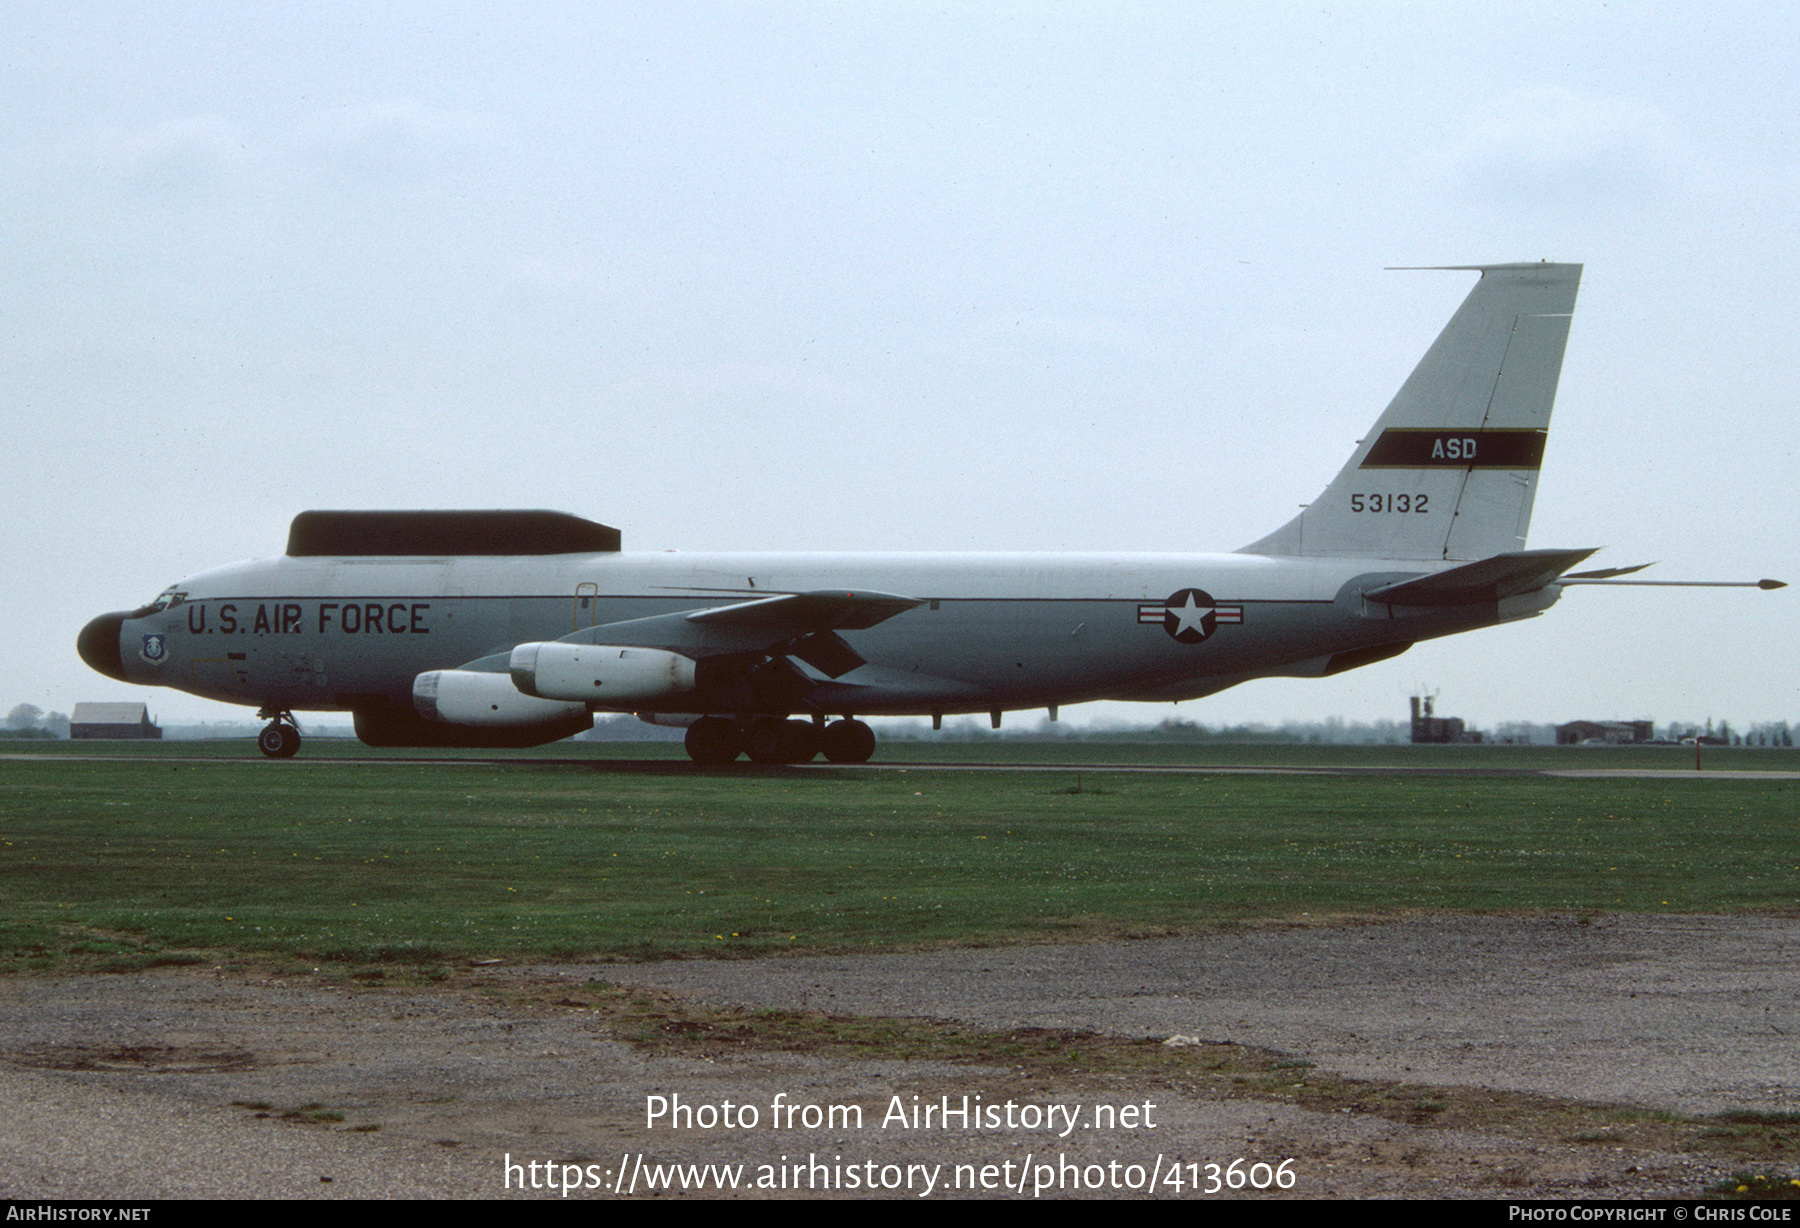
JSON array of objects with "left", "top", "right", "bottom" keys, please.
[
  {"left": 1555, "top": 720, "right": 1654, "bottom": 746},
  {"left": 1410, "top": 694, "right": 1482, "bottom": 744},
  {"left": 69, "top": 702, "right": 162, "bottom": 740}
]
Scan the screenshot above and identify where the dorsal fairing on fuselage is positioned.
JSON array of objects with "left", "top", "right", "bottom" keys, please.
[
  {"left": 286, "top": 509, "right": 622, "bottom": 557},
  {"left": 1239, "top": 263, "right": 1581, "bottom": 562}
]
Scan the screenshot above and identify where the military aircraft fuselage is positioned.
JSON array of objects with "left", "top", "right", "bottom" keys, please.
[{"left": 89, "top": 548, "right": 1552, "bottom": 717}]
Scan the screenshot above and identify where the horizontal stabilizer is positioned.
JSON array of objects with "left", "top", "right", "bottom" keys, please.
[
  {"left": 1551, "top": 562, "right": 1786, "bottom": 589},
  {"left": 1361, "top": 548, "right": 1597, "bottom": 606},
  {"left": 1563, "top": 562, "right": 1654, "bottom": 579}
]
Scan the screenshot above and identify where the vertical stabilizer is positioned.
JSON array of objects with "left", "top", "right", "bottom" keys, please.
[{"left": 1239, "top": 262, "right": 1581, "bottom": 561}]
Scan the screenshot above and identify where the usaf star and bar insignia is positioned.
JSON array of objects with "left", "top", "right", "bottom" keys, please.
[{"left": 1137, "top": 588, "right": 1243, "bottom": 644}]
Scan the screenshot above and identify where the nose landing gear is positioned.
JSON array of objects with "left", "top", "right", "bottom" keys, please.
[{"left": 256, "top": 710, "right": 301, "bottom": 758}]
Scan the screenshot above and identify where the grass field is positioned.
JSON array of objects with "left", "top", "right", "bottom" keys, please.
[
  {"left": 2, "top": 743, "right": 1794, "bottom": 974},
  {"left": 16, "top": 735, "right": 1800, "bottom": 772}
]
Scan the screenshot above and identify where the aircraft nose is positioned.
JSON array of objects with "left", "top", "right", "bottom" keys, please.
[{"left": 77, "top": 611, "right": 131, "bottom": 682}]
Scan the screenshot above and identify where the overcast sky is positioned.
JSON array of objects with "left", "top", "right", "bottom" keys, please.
[{"left": 6, "top": 3, "right": 1794, "bottom": 731}]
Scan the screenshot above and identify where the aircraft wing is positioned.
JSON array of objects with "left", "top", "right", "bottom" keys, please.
[
  {"left": 1360, "top": 548, "right": 1598, "bottom": 606},
  {"left": 682, "top": 589, "right": 923, "bottom": 632},
  {"left": 555, "top": 588, "right": 925, "bottom": 679}
]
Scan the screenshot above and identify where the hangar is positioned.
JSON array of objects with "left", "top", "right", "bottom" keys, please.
[
  {"left": 69, "top": 702, "right": 161, "bottom": 740},
  {"left": 1555, "top": 720, "right": 1654, "bottom": 745}
]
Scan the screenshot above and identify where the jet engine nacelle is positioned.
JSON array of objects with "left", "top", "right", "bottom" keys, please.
[
  {"left": 510, "top": 642, "right": 699, "bottom": 703},
  {"left": 414, "top": 668, "right": 589, "bottom": 727}
]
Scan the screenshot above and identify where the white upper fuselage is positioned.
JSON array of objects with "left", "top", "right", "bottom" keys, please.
[
  {"left": 178, "top": 548, "right": 1347, "bottom": 600},
  {"left": 112, "top": 548, "right": 1551, "bottom": 717}
]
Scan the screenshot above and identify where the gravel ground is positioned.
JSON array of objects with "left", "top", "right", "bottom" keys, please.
[
  {"left": 1, "top": 913, "right": 1794, "bottom": 1200},
  {"left": 631, "top": 913, "right": 1800, "bottom": 1115}
]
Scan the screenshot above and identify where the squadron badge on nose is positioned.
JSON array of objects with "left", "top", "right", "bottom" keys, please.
[
  {"left": 1138, "top": 589, "right": 1242, "bottom": 644},
  {"left": 139, "top": 634, "right": 167, "bottom": 664}
]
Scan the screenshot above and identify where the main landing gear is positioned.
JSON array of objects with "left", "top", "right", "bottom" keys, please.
[
  {"left": 684, "top": 716, "right": 876, "bottom": 765},
  {"left": 256, "top": 710, "right": 301, "bottom": 759}
]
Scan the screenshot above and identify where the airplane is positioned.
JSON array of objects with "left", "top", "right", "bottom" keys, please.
[{"left": 76, "top": 262, "right": 1783, "bottom": 763}]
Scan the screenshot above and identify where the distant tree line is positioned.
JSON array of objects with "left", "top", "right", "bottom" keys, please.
[
  {"left": 3, "top": 704, "right": 68, "bottom": 739},
  {"left": 6, "top": 702, "right": 1795, "bottom": 746},
  {"left": 883, "top": 716, "right": 1416, "bottom": 744},
  {"left": 1664, "top": 719, "right": 1794, "bottom": 747},
  {"left": 883, "top": 714, "right": 1797, "bottom": 747}
]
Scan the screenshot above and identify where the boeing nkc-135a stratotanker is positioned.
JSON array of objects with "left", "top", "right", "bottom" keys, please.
[{"left": 76, "top": 263, "right": 1782, "bottom": 762}]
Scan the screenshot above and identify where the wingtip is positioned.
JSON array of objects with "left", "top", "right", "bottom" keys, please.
[{"left": 1758, "top": 578, "right": 1787, "bottom": 590}]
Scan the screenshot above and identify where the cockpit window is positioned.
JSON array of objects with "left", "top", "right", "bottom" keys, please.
[{"left": 147, "top": 590, "right": 186, "bottom": 613}]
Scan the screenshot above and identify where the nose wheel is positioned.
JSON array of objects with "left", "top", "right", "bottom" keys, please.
[{"left": 256, "top": 712, "right": 302, "bottom": 759}]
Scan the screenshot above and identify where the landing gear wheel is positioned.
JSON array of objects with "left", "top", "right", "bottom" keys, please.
[
  {"left": 820, "top": 718, "right": 875, "bottom": 764},
  {"left": 744, "top": 717, "right": 791, "bottom": 764},
  {"left": 777, "top": 719, "right": 822, "bottom": 764},
  {"left": 257, "top": 722, "right": 301, "bottom": 759},
  {"left": 684, "top": 716, "right": 742, "bottom": 764}
]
